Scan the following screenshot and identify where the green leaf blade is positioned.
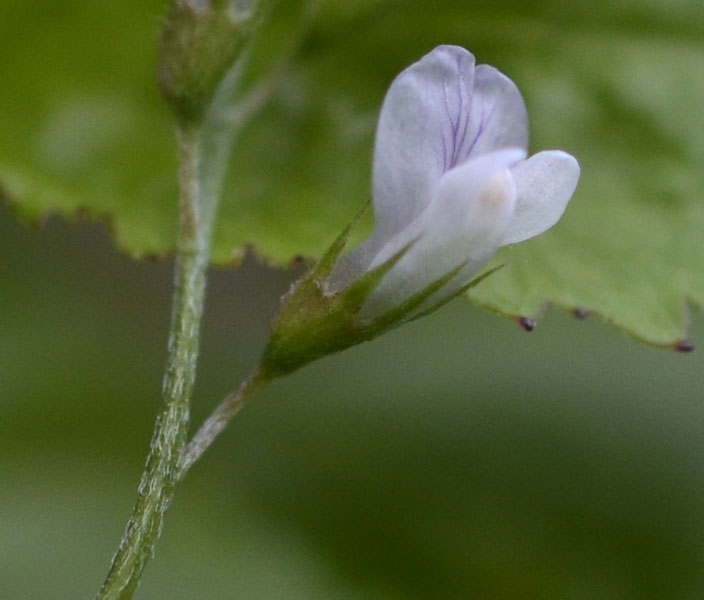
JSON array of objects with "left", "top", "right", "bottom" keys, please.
[{"left": 3, "top": 0, "right": 703, "bottom": 345}]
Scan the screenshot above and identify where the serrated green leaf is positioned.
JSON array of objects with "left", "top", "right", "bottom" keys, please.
[
  {"left": 0, "top": 0, "right": 179, "bottom": 256},
  {"left": 2, "top": 0, "right": 703, "bottom": 345}
]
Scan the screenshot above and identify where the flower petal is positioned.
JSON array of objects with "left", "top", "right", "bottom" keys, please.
[
  {"left": 372, "top": 46, "right": 530, "bottom": 247},
  {"left": 501, "top": 150, "right": 581, "bottom": 245},
  {"left": 371, "top": 45, "right": 477, "bottom": 242},
  {"left": 466, "top": 64, "right": 529, "bottom": 158},
  {"left": 327, "top": 232, "right": 378, "bottom": 291},
  {"left": 360, "top": 149, "right": 523, "bottom": 318}
]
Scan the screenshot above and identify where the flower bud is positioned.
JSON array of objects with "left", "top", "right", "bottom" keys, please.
[{"left": 157, "top": 0, "right": 260, "bottom": 124}]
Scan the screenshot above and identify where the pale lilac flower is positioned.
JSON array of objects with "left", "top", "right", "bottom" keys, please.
[{"left": 330, "top": 45, "right": 580, "bottom": 318}]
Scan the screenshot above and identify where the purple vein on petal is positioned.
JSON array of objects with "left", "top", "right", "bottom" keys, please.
[
  {"left": 441, "top": 81, "right": 455, "bottom": 171},
  {"left": 467, "top": 98, "right": 499, "bottom": 161}
]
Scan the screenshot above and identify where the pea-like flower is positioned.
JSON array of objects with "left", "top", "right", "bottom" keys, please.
[
  {"left": 330, "top": 44, "right": 580, "bottom": 317},
  {"left": 262, "top": 45, "right": 580, "bottom": 376}
]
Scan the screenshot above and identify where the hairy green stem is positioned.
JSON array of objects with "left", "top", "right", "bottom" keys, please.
[
  {"left": 95, "top": 124, "right": 211, "bottom": 600},
  {"left": 179, "top": 368, "right": 269, "bottom": 477},
  {"left": 95, "top": 51, "right": 285, "bottom": 599}
]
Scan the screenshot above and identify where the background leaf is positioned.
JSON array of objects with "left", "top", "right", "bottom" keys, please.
[{"left": 1, "top": 0, "right": 703, "bottom": 344}]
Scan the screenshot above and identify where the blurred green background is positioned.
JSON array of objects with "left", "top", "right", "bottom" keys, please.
[
  {"left": 2, "top": 0, "right": 704, "bottom": 598},
  {"left": 2, "top": 201, "right": 703, "bottom": 599}
]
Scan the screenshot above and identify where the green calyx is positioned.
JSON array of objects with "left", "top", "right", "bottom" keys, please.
[
  {"left": 157, "top": 0, "right": 259, "bottom": 124},
  {"left": 260, "top": 205, "right": 500, "bottom": 378}
]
